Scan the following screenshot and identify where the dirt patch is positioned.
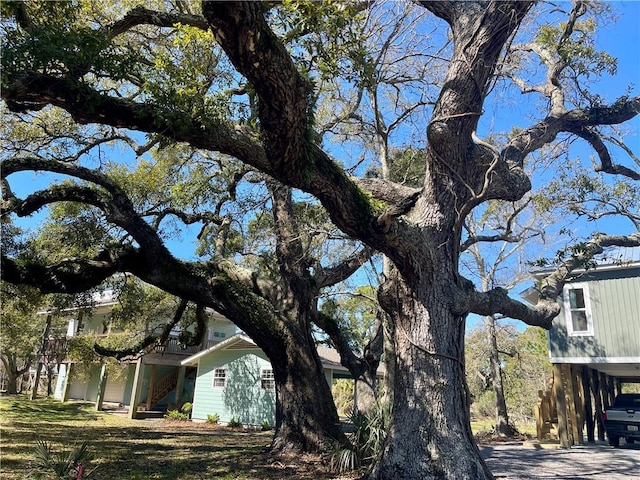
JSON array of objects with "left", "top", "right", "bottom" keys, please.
[{"left": 475, "top": 429, "right": 534, "bottom": 445}]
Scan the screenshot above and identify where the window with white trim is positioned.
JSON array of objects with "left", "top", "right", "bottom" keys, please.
[
  {"left": 563, "top": 283, "right": 594, "bottom": 336},
  {"left": 212, "top": 368, "right": 227, "bottom": 387},
  {"left": 260, "top": 368, "right": 275, "bottom": 391}
]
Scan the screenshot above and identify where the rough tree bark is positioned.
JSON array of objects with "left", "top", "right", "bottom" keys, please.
[
  {"left": 259, "top": 312, "right": 346, "bottom": 452},
  {"left": 261, "top": 180, "right": 353, "bottom": 451},
  {"left": 375, "top": 257, "right": 492, "bottom": 478},
  {"left": 267, "top": 320, "right": 343, "bottom": 452}
]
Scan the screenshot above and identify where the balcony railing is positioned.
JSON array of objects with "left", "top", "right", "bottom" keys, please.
[
  {"left": 45, "top": 334, "right": 219, "bottom": 360},
  {"left": 151, "top": 337, "right": 219, "bottom": 355}
]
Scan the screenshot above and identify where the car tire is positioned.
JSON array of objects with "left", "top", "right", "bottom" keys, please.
[{"left": 609, "top": 435, "right": 620, "bottom": 448}]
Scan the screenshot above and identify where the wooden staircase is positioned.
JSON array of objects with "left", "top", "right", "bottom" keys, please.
[
  {"left": 139, "top": 368, "right": 195, "bottom": 411},
  {"left": 535, "top": 386, "right": 559, "bottom": 440},
  {"left": 150, "top": 369, "right": 180, "bottom": 407}
]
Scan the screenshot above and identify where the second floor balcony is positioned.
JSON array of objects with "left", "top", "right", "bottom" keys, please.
[{"left": 44, "top": 332, "right": 220, "bottom": 363}]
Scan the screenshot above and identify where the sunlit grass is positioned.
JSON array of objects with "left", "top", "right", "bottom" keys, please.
[
  {"left": 1, "top": 394, "right": 536, "bottom": 479},
  {"left": 0, "top": 395, "right": 349, "bottom": 480},
  {"left": 471, "top": 416, "right": 536, "bottom": 437}
]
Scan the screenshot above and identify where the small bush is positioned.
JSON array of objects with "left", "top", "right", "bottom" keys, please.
[
  {"left": 164, "top": 409, "right": 188, "bottom": 421},
  {"left": 331, "top": 379, "right": 354, "bottom": 417},
  {"left": 179, "top": 402, "right": 192, "bottom": 419},
  {"left": 261, "top": 420, "right": 272, "bottom": 431},
  {"left": 472, "top": 390, "right": 496, "bottom": 420},
  {"left": 206, "top": 413, "right": 220, "bottom": 424},
  {"left": 227, "top": 417, "right": 243, "bottom": 428}
]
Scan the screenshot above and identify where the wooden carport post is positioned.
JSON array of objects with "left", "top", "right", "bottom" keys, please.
[
  {"left": 614, "top": 378, "right": 622, "bottom": 397},
  {"left": 602, "top": 372, "right": 615, "bottom": 407},
  {"left": 571, "top": 365, "right": 585, "bottom": 445},
  {"left": 552, "top": 364, "right": 571, "bottom": 448},
  {"left": 581, "top": 367, "right": 594, "bottom": 442},
  {"left": 589, "top": 369, "right": 605, "bottom": 441},
  {"left": 562, "top": 364, "right": 581, "bottom": 445}
]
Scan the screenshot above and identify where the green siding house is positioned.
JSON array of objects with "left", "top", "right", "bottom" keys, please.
[
  {"left": 52, "top": 289, "right": 239, "bottom": 417},
  {"left": 182, "top": 334, "right": 354, "bottom": 426},
  {"left": 182, "top": 336, "right": 275, "bottom": 426},
  {"left": 51, "top": 287, "right": 358, "bottom": 425},
  {"left": 526, "top": 247, "right": 640, "bottom": 446},
  {"left": 547, "top": 248, "right": 640, "bottom": 380}
]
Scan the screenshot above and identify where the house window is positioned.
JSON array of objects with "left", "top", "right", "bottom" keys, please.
[
  {"left": 213, "top": 332, "right": 226, "bottom": 339},
  {"left": 260, "top": 368, "right": 275, "bottom": 391},
  {"left": 563, "top": 283, "right": 594, "bottom": 336},
  {"left": 212, "top": 368, "right": 227, "bottom": 388}
]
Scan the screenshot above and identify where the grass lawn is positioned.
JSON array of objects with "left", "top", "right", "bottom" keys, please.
[
  {"left": 0, "top": 395, "right": 356, "bottom": 480},
  {"left": 471, "top": 418, "right": 537, "bottom": 438}
]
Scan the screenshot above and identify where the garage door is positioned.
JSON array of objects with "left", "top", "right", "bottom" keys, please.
[{"left": 68, "top": 380, "right": 88, "bottom": 400}]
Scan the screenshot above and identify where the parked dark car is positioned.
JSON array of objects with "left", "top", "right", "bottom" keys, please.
[{"left": 603, "top": 393, "right": 640, "bottom": 447}]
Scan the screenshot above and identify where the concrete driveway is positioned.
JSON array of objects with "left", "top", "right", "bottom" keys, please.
[{"left": 481, "top": 441, "right": 640, "bottom": 479}]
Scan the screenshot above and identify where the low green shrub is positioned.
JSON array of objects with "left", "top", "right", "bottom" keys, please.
[
  {"left": 227, "top": 417, "right": 243, "bottom": 428},
  {"left": 164, "top": 409, "right": 188, "bottom": 421},
  {"left": 206, "top": 413, "right": 220, "bottom": 424},
  {"left": 261, "top": 420, "right": 272, "bottom": 431}
]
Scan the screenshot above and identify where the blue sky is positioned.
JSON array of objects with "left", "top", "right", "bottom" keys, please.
[{"left": 8, "top": 2, "right": 639, "bottom": 266}]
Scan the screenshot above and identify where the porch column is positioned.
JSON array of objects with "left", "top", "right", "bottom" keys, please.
[
  {"left": 145, "top": 364, "right": 157, "bottom": 411},
  {"left": 552, "top": 364, "right": 570, "bottom": 448},
  {"left": 95, "top": 363, "right": 108, "bottom": 411},
  {"left": 174, "top": 366, "right": 186, "bottom": 406},
  {"left": 128, "top": 359, "right": 145, "bottom": 419},
  {"left": 61, "top": 363, "right": 72, "bottom": 402}
]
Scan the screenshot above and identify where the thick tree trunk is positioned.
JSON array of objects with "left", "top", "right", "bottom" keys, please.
[
  {"left": 5, "top": 374, "right": 19, "bottom": 395},
  {"left": 268, "top": 330, "right": 346, "bottom": 453},
  {"left": 2, "top": 356, "right": 30, "bottom": 395},
  {"left": 355, "top": 369, "right": 378, "bottom": 416},
  {"left": 372, "top": 268, "right": 493, "bottom": 480},
  {"left": 356, "top": 318, "right": 383, "bottom": 416},
  {"left": 486, "top": 315, "right": 516, "bottom": 437},
  {"left": 257, "top": 180, "right": 349, "bottom": 453}
]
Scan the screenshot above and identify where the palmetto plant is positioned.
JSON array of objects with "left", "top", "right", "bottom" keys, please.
[
  {"left": 330, "top": 401, "right": 391, "bottom": 473},
  {"left": 32, "top": 440, "right": 94, "bottom": 479}
]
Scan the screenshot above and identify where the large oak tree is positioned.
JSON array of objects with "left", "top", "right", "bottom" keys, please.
[{"left": 2, "top": 1, "right": 639, "bottom": 478}]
